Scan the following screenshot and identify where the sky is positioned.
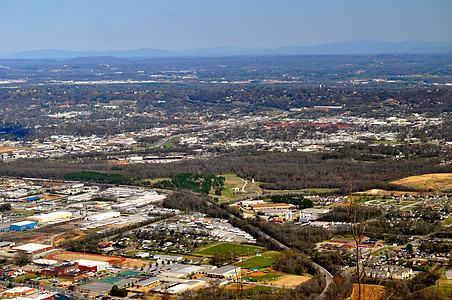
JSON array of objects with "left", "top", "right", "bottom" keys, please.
[{"left": 0, "top": 0, "right": 451, "bottom": 54}]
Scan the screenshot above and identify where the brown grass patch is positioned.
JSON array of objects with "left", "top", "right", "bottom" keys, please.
[
  {"left": 391, "top": 173, "right": 452, "bottom": 191},
  {"left": 266, "top": 275, "right": 311, "bottom": 288},
  {"left": 347, "top": 284, "right": 386, "bottom": 300}
]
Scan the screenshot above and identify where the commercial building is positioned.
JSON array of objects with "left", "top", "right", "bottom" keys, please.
[
  {"left": 10, "top": 220, "right": 38, "bottom": 231},
  {"left": 11, "top": 243, "right": 53, "bottom": 254},
  {"left": 27, "top": 211, "right": 72, "bottom": 224},
  {"left": 3, "top": 286, "right": 35, "bottom": 297},
  {"left": 73, "top": 259, "right": 109, "bottom": 272}
]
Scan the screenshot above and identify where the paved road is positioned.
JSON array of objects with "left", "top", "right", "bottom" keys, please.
[{"left": 151, "top": 134, "right": 181, "bottom": 148}]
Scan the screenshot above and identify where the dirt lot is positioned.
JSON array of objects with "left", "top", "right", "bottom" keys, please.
[
  {"left": 49, "top": 251, "right": 126, "bottom": 264},
  {"left": 248, "top": 272, "right": 267, "bottom": 277},
  {"left": 347, "top": 284, "right": 386, "bottom": 300},
  {"left": 266, "top": 275, "right": 311, "bottom": 288},
  {"left": 391, "top": 173, "right": 452, "bottom": 192},
  {"left": 0, "top": 147, "right": 15, "bottom": 153},
  {"left": 49, "top": 251, "right": 150, "bottom": 268}
]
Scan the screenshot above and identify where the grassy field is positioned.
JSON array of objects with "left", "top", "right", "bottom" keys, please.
[
  {"left": 243, "top": 272, "right": 284, "bottom": 282},
  {"left": 193, "top": 243, "right": 264, "bottom": 256},
  {"left": 241, "top": 252, "right": 277, "bottom": 269},
  {"left": 14, "top": 273, "right": 38, "bottom": 283},
  {"left": 427, "top": 280, "right": 452, "bottom": 298},
  {"left": 442, "top": 217, "right": 452, "bottom": 226},
  {"left": 391, "top": 173, "right": 452, "bottom": 192}
]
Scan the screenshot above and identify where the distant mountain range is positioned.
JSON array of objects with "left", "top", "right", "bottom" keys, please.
[{"left": 2, "top": 40, "right": 452, "bottom": 59}]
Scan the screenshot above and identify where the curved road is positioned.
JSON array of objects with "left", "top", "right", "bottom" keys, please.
[{"left": 214, "top": 201, "right": 333, "bottom": 299}]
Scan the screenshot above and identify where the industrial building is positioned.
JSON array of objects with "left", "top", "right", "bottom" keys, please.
[
  {"left": 10, "top": 220, "right": 38, "bottom": 231},
  {"left": 85, "top": 211, "right": 120, "bottom": 222},
  {"left": 301, "top": 208, "right": 330, "bottom": 220},
  {"left": 249, "top": 203, "right": 296, "bottom": 212},
  {"left": 206, "top": 265, "right": 239, "bottom": 279},
  {"left": 27, "top": 211, "right": 72, "bottom": 223},
  {"left": 11, "top": 243, "right": 53, "bottom": 254},
  {"left": 167, "top": 280, "right": 206, "bottom": 294},
  {"left": 111, "top": 192, "right": 166, "bottom": 209}
]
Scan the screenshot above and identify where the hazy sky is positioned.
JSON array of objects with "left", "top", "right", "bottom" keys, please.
[{"left": 1, "top": 0, "right": 451, "bottom": 54}]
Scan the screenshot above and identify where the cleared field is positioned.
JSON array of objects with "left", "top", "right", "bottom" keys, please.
[
  {"left": 212, "top": 174, "right": 263, "bottom": 201},
  {"left": 266, "top": 275, "right": 311, "bottom": 288},
  {"left": 241, "top": 252, "right": 276, "bottom": 269},
  {"left": 347, "top": 284, "right": 386, "bottom": 300},
  {"left": 48, "top": 251, "right": 150, "bottom": 268},
  {"left": 193, "top": 243, "right": 264, "bottom": 256},
  {"left": 391, "top": 173, "right": 452, "bottom": 192}
]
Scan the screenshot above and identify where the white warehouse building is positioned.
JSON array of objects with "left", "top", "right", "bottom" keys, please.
[{"left": 85, "top": 211, "right": 120, "bottom": 222}]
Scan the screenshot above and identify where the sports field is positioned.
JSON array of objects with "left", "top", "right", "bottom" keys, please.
[
  {"left": 267, "top": 275, "right": 311, "bottom": 288},
  {"left": 194, "top": 243, "right": 264, "bottom": 256},
  {"left": 99, "top": 276, "right": 122, "bottom": 283},
  {"left": 241, "top": 252, "right": 276, "bottom": 269}
]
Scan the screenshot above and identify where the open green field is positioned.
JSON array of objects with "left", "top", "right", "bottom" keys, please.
[
  {"left": 241, "top": 252, "right": 277, "bottom": 269},
  {"left": 427, "top": 281, "right": 452, "bottom": 298},
  {"left": 14, "top": 273, "right": 38, "bottom": 283},
  {"left": 243, "top": 272, "right": 284, "bottom": 282},
  {"left": 193, "top": 243, "right": 264, "bottom": 256},
  {"left": 442, "top": 217, "right": 452, "bottom": 226}
]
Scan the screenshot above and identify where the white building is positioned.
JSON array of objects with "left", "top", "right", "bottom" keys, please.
[
  {"left": 301, "top": 208, "right": 330, "bottom": 220},
  {"left": 85, "top": 211, "right": 120, "bottom": 222},
  {"left": 73, "top": 259, "right": 109, "bottom": 272}
]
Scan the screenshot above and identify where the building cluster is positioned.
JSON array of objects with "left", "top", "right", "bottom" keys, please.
[
  {"left": 365, "top": 265, "right": 414, "bottom": 280},
  {"left": 319, "top": 237, "right": 383, "bottom": 252}
]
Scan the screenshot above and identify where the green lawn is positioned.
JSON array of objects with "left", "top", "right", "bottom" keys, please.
[
  {"left": 427, "top": 281, "right": 452, "bottom": 298},
  {"left": 243, "top": 273, "right": 284, "bottom": 282},
  {"left": 193, "top": 243, "right": 264, "bottom": 256},
  {"left": 241, "top": 252, "right": 276, "bottom": 269},
  {"left": 442, "top": 217, "right": 452, "bottom": 225},
  {"left": 14, "top": 273, "right": 37, "bottom": 283}
]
